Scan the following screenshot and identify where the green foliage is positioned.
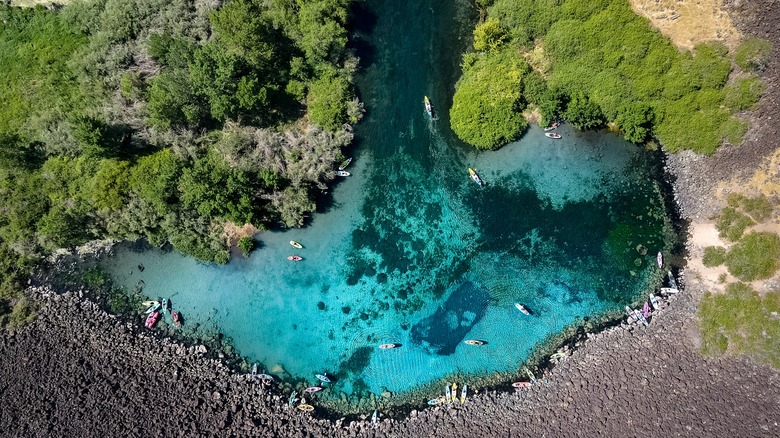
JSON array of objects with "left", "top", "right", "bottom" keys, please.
[
  {"left": 178, "top": 152, "right": 257, "bottom": 224},
  {"left": 89, "top": 159, "right": 131, "bottom": 212},
  {"left": 473, "top": 18, "right": 506, "bottom": 52},
  {"left": 147, "top": 69, "right": 208, "bottom": 129},
  {"left": 237, "top": 236, "right": 254, "bottom": 258},
  {"left": 699, "top": 282, "right": 780, "bottom": 368},
  {"left": 564, "top": 93, "right": 604, "bottom": 130},
  {"left": 715, "top": 207, "right": 754, "bottom": 242},
  {"left": 727, "top": 193, "right": 774, "bottom": 222},
  {"left": 725, "top": 232, "right": 780, "bottom": 281},
  {"left": 723, "top": 76, "right": 765, "bottom": 111},
  {"left": 450, "top": 50, "right": 529, "bottom": 149},
  {"left": 307, "top": 71, "right": 351, "bottom": 131},
  {"left": 129, "top": 149, "right": 182, "bottom": 215},
  {"left": 734, "top": 37, "right": 772, "bottom": 72},
  {"left": 1, "top": 296, "right": 36, "bottom": 329},
  {"left": 702, "top": 246, "right": 727, "bottom": 267},
  {"left": 464, "top": 0, "right": 761, "bottom": 154}
]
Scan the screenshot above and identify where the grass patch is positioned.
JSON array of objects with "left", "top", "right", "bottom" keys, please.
[
  {"left": 725, "top": 232, "right": 780, "bottom": 281},
  {"left": 699, "top": 282, "right": 780, "bottom": 368},
  {"left": 0, "top": 296, "right": 37, "bottom": 328},
  {"left": 734, "top": 37, "right": 772, "bottom": 72},
  {"left": 715, "top": 207, "right": 754, "bottom": 241},
  {"left": 702, "top": 246, "right": 727, "bottom": 267}
]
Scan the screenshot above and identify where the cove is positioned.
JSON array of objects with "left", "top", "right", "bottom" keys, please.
[{"left": 102, "top": 0, "right": 672, "bottom": 402}]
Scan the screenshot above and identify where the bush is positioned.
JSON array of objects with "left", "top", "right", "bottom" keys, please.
[
  {"left": 473, "top": 18, "right": 506, "bottom": 52},
  {"left": 450, "top": 50, "right": 528, "bottom": 149},
  {"left": 723, "top": 76, "right": 765, "bottom": 111},
  {"left": 734, "top": 37, "right": 772, "bottom": 72},
  {"left": 698, "top": 282, "right": 780, "bottom": 367},
  {"left": 715, "top": 207, "right": 754, "bottom": 241},
  {"left": 725, "top": 232, "right": 780, "bottom": 281},
  {"left": 564, "top": 92, "right": 604, "bottom": 130},
  {"left": 237, "top": 236, "right": 254, "bottom": 258},
  {"left": 307, "top": 72, "right": 351, "bottom": 131},
  {"left": 728, "top": 194, "right": 774, "bottom": 222},
  {"left": 702, "top": 246, "right": 727, "bottom": 267}
]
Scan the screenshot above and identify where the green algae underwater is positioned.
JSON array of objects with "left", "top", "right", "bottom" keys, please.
[{"left": 102, "top": 0, "right": 675, "bottom": 410}]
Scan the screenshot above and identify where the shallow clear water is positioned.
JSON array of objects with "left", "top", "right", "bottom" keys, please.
[{"left": 103, "top": 0, "right": 671, "bottom": 399}]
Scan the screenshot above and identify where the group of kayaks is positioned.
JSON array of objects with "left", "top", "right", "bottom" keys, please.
[
  {"left": 287, "top": 240, "right": 304, "bottom": 261},
  {"left": 143, "top": 297, "right": 182, "bottom": 329},
  {"left": 428, "top": 382, "right": 468, "bottom": 406},
  {"left": 335, "top": 157, "right": 352, "bottom": 177},
  {"left": 626, "top": 257, "right": 679, "bottom": 327},
  {"left": 543, "top": 120, "right": 563, "bottom": 139}
]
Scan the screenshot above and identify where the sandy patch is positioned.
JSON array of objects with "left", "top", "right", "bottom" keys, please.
[
  {"left": 630, "top": 0, "right": 741, "bottom": 50},
  {"left": 687, "top": 223, "right": 731, "bottom": 292},
  {"left": 221, "top": 222, "right": 259, "bottom": 247}
]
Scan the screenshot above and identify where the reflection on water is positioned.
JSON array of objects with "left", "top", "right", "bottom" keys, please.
[{"left": 102, "top": 0, "right": 673, "bottom": 401}]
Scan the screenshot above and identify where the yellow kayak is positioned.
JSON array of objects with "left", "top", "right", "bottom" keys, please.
[{"left": 289, "top": 241, "right": 303, "bottom": 249}]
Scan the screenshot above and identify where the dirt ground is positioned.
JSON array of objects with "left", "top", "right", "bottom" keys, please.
[{"left": 630, "top": 0, "right": 741, "bottom": 50}]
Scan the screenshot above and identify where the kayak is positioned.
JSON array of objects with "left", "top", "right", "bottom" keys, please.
[
  {"left": 668, "top": 270, "right": 678, "bottom": 290},
  {"left": 304, "top": 386, "right": 323, "bottom": 393},
  {"left": 464, "top": 339, "right": 486, "bottom": 346},
  {"left": 144, "top": 311, "right": 159, "bottom": 329},
  {"left": 338, "top": 157, "right": 353, "bottom": 170},
  {"left": 649, "top": 294, "right": 659, "bottom": 310},
  {"left": 161, "top": 298, "right": 169, "bottom": 314},
  {"left": 379, "top": 343, "right": 399, "bottom": 349},
  {"left": 144, "top": 303, "right": 161, "bottom": 314},
  {"left": 451, "top": 383, "right": 458, "bottom": 403},
  {"left": 525, "top": 367, "right": 537, "bottom": 383},
  {"left": 460, "top": 384, "right": 467, "bottom": 404},
  {"left": 288, "top": 391, "right": 297, "bottom": 407},
  {"left": 287, "top": 255, "right": 302, "bottom": 261},
  {"left": 544, "top": 133, "right": 562, "bottom": 139},
  {"left": 514, "top": 303, "right": 531, "bottom": 315},
  {"left": 289, "top": 240, "right": 303, "bottom": 249},
  {"left": 315, "top": 374, "right": 330, "bottom": 383},
  {"left": 445, "top": 385, "right": 451, "bottom": 404},
  {"left": 424, "top": 96, "right": 432, "bottom": 116},
  {"left": 660, "top": 287, "right": 678, "bottom": 295},
  {"left": 335, "top": 170, "right": 350, "bottom": 177},
  {"left": 427, "top": 397, "right": 444, "bottom": 405},
  {"left": 657, "top": 251, "right": 664, "bottom": 269},
  {"left": 141, "top": 300, "right": 159, "bottom": 308},
  {"left": 297, "top": 404, "right": 314, "bottom": 412},
  {"left": 251, "top": 363, "right": 258, "bottom": 378},
  {"left": 257, "top": 373, "right": 273, "bottom": 382},
  {"left": 512, "top": 382, "right": 532, "bottom": 389},
  {"left": 172, "top": 311, "right": 182, "bottom": 327},
  {"left": 468, "top": 168, "right": 484, "bottom": 186},
  {"left": 372, "top": 410, "right": 378, "bottom": 428},
  {"left": 642, "top": 301, "right": 651, "bottom": 318}
]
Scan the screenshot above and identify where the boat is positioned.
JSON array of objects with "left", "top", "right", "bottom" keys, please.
[
  {"left": 335, "top": 170, "right": 351, "bottom": 177},
  {"left": 289, "top": 240, "right": 303, "bottom": 249},
  {"left": 304, "top": 386, "right": 323, "bottom": 393},
  {"left": 144, "top": 302, "right": 161, "bottom": 314},
  {"left": 625, "top": 305, "right": 649, "bottom": 327},
  {"left": 512, "top": 381, "right": 532, "bottom": 389},
  {"left": 379, "top": 343, "right": 399, "bottom": 349},
  {"left": 144, "top": 311, "right": 159, "bottom": 329},
  {"left": 543, "top": 122, "right": 559, "bottom": 132},
  {"left": 657, "top": 251, "right": 663, "bottom": 269},
  {"left": 464, "top": 339, "right": 486, "bottom": 346},
  {"left": 668, "top": 270, "right": 678, "bottom": 290},
  {"left": 288, "top": 391, "right": 297, "bottom": 407},
  {"left": 468, "top": 168, "right": 484, "bottom": 186},
  {"left": 660, "top": 287, "right": 678, "bottom": 295},
  {"left": 251, "top": 363, "right": 258, "bottom": 379},
  {"left": 460, "top": 384, "right": 467, "bottom": 404},
  {"left": 287, "top": 255, "right": 303, "bottom": 261},
  {"left": 649, "top": 294, "right": 659, "bottom": 310},
  {"left": 642, "top": 301, "right": 651, "bottom": 318},
  {"left": 315, "top": 374, "right": 330, "bottom": 383},
  {"left": 514, "top": 303, "right": 530, "bottom": 315},
  {"left": 338, "top": 157, "right": 353, "bottom": 171},
  {"left": 427, "top": 397, "right": 443, "bottom": 406},
  {"left": 550, "top": 352, "right": 567, "bottom": 360},
  {"left": 445, "top": 384, "right": 451, "bottom": 404},
  {"left": 451, "top": 383, "right": 458, "bottom": 403},
  {"left": 141, "top": 300, "right": 159, "bottom": 308},
  {"left": 161, "top": 298, "right": 169, "bottom": 314},
  {"left": 371, "top": 410, "right": 378, "bottom": 429},
  {"left": 172, "top": 311, "right": 182, "bottom": 327},
  {"left": 257, "top": 373, "right": 273, "bottom": 383},
  {"left": 297, "top": 404, "right": 314, "bottom": 412},
  {"left": 544, "top": 132, "right": 562, "bottom": 139},
  {"left": 424, "top": 96, "right": 433, "bottom": 116}
]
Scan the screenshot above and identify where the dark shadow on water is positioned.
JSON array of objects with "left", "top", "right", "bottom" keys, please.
[{"left": 347, "top": 2, "right": 378, "bottom": 70}]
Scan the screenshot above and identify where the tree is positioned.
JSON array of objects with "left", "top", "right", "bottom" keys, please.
[
  {"left": 89, "top": 159, "right": 131, "bottom": 212},
  {"left": 473, "top": 18, "right": 506, "bottom": 52},
  {"left": 450, "top": 50, "right": 528, "bottom": 149},
  {"left": 307, "top": 71, "right": 351, "bottom": 131},
  {"left": 129, "top": 149, "right": 182, "bottom": 215},
  {"left": 564, "top": 93, "right": 604, "bottom": 130},
  {"left": 615, "top": 103, "right": 653, "bottom": 143}
]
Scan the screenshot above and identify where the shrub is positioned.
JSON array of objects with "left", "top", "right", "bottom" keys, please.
[
  {"left": 734, "top": 37, "right": 772, "bottom": 72},
  {"left": 715, "top": 207, "right": 754, "bottom": 241},
  {"left": 564, "top": 92, "right": 604, "bottom": 130},
  {"left": 237, "top": 236, "right": 254, "bottom": 258},
  {"left": 702, "top": 246, "right": 727, "bottom": 267},
  {"left": 473, "top": 18, "right": 506, "bottom": 52},
  {"left": 723, "top": 76, "right": 765, "bottom": 111},
  {"left": 698, "top": 282, "right": 780, "bottom": 367},
  {"left": 450, "top": 50, "right": 529, "bottom": 149},
  {"left": 725, "top": 232, "right": 780, "bottom": 281},
  {"left": 741, "top": 196, "right": 773, "bottom": 222},
  {"left": 307, "top": 72, "right": 351, "bottom": 131}
]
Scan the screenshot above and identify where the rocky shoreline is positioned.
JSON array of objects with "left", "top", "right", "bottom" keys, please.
[{"left": 2, "top": 1, "right": 780, "bottom": 436}]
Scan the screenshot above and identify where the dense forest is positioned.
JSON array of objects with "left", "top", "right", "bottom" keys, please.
[
  {"left": 450, "top": 0, "right": 771, "bottom": 151},
  {"left": 0, "top": 0, "right": 360, "bottom": 325}
]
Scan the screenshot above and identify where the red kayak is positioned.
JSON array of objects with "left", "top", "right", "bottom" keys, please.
[
  {"left": 172, "top": 311, "right": 182, "bottom": 327},
  {"left": 287, "top": 255, "right": 302, "bottom": 261},
  {"left": 512, "top": 382, "right": 532, "bottom": 389},
  {"left": 145, "top": 311, "right": 159, "bottom": 329}
]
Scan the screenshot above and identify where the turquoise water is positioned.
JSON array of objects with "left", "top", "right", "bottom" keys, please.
[{"left": 103, "top": 0, "right": 671, "bottom": 399}]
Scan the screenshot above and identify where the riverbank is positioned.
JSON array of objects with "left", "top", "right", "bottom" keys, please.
[{"left": 1, "top": 1, "right": 779, "bottom": 437}]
